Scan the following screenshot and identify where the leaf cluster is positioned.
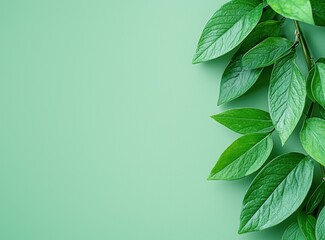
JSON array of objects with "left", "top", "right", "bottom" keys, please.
[{"left": 193, "top": 0, "right": 325, "bottom": 238}]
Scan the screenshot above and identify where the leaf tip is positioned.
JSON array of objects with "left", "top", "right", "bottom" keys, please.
[
  {"left": 217, "top": 98, "right": 224, "bottom": 106},
  {"left": 237, "top": 226, "right": 246, "bottom": 235},
  {"left": 192, "top": 54, "right": 201, "bottom": 64},
  {"left": 207, "top": 173, "right": 215, "bottom": 180}
]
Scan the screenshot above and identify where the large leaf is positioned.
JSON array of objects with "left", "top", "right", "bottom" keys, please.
[
  {"left": 242, "top": 37, "right": 293, "bottom": 69},
  {"left": 298, "top": 212, "right": 317, "bottom": 240},
  {"left": 267, "top": 0, "right": 325, "bottom": 26},
  {"left": 211, "top": 108, "right": 274, "bottom": 134},
  {"left": 312, "top": 63, "right": 325, "bottom": 109},
  {"left": 300, "top": 118, "right": 325, "bottom": 166},
  {"left": 282, "top": 222, "right": 306, "bottom": 240},
  {"left": 239, "top": 153, "right": 314, "bottom": 233},
  {"left": 269, "top": 53, "right": 306, "bottom": 145},
  {"left": 218, "top": 20, "right": 282, "bottom": 105},
  {"left": 307, "top": 181, "right": 325, "bottom": 214},
  {"left": 208, "top": 133, "right": 273, "bottom": 180},
  {"left": 193, "top": 0, "right": 263, "bottom": 63},
  {"left": 316, "top": 207, "right": 325, "bottom": 240},
  {"left": 267, "top": 0, "right": 314, "bottom": 25}
]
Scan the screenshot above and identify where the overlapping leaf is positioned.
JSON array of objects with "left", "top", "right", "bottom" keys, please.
[
  {"left": 307, "top": 181, "right": 325, "bottom": 214},
  {"left": 218, "top": 20, "right": 282, "bottom": 105},
  {"left": 242, "top": 37, "right": 293, "bottom": 69},
  {"left": 316, "top": 207, "right": 325, "bottom": 240},
  {"left": 298, "top": 212, "right": 317, "bottom": 240},
  {"left": 208, "top": 133, "right": 273, "bottom": 180},
  {"left": 239, "top": 153, "right": 313, "bottom": 233},
  {"left": 267, "top": 0, "right": 314, "bottom": 25},
  {"left": 269, "top": 53, "right": 306, "bottom": 145},
  {"left": 267, "top": 0, "right": 325, "bottom": 26},
  {"left": 312, "top": 63, "right": 325, "bottom": 109},
  {"left": 211, "top": 108, "right": 274, "bottom": 134},
  {"left": 300, "top": 118, "right": 325, "bottom": 166},
  {"left": 282, "top": 222, "right": 306, "bottom": 240},
  {"left": 193, "top": 0, "right": 263, "bottom": 63},
  {"left": 260, "top": 6, "right": 277, "bottom": 22}
]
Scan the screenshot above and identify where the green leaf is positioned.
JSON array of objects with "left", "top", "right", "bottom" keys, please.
[
  {"left": 307, "top": 67, "right": 316, "bottom": 102},
  {"left": 193, "top": 0, "right": 263, "bottom": 64},
  {"left": 260, "top": 6, "right": 277, "bottom": 22},
  {"left": 312, "top": 63, "right": 325, "bottom": 109},
  {"left": 316, "top": 207, "right": 325, "bottom": 240},
  {"left": 208, "top": 133, "right": 273, "bottom": 180},
  {"left": 300, "top": 118, "right": 325, "bottom": 166},
  {"left": 218, "top": 20, "right": 282, "bottom": 105},
  {"left": 267, "top": 0, "right": 325, "bottom": 26},
  {"left": 239, "top": 153, "right": 314, "bottom": 233},
  {"left": 269, "top": 53, "right": 306, "bottom": 145},
  {"left": 306, "top": 181, "right": 325, "bottom": 214},
  {"left": 242, "top": 37, "right": 293, "bottom": 69},
  {"left": 211, "top": 108, "right": 274, "bottom": 134},
  {"left": 282, "top": 222, "right": 306, "bottom": 240},
  {"left": 217, "top": 55, "right": 263, "bottom": 105},
  {"left": 310, "top": 0, "right": 325, "bottom": 26},
  {"left": 267, "top": 0, "right": 314, "bottom": 25},
  {"left": 320, "top": 107, "right": 325, "bottom": 119},
  {"left": 298, "top": 212, "right": 317, "bottom": 240}
]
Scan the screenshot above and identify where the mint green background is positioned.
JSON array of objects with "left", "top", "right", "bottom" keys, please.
[{"left": 1, "top": 1, "right": 325, "bottom": 239}]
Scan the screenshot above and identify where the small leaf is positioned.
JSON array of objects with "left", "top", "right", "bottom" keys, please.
[
  {"left": 316, "top": 207, "right": 325, "bottom": 240},
  {"left": 312, "top": 63, "right": 325, "bottom": 109},
  {"left": 298, "top": 212, "right": 316, "bottom": 240},
  {"left": 211, "top": 108, "right": 274, "bottom": 134},
  {"left": 269, "top": 52, "right": 306, "bottom": 145},
  {"left": 306, "top": 181, "right": 325, "bottom": 214},
  {"left": 208, "top": 133, "right": 273, "bottom": 180},
  {"left": 193, "top": 0, "right": 263, "bottom": 63},
  {"left": 239, "top": 153, "right": 313, "bottom": 233},
  {"left": 218, "top": 20, "right": 282, "bottom": 105},
  {"left": 282, "top": 222, "right": 306, "bottom": 240},
  {"left": 242, "top": 37, "right": 293, "bottom": 69},
  {"left": 267, "top": 0, "right": 314, "bottom": 25},
  {"left": 300, "top": 118, "right": 325, "bottom": 166}
]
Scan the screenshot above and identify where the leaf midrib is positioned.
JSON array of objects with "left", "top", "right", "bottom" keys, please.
[
  {"left": 195, "top": 3, "right": 260, "bottom": 61},
  {"left": 215, "top": 135, "right": 269, "bottom": 176},
  {"left": 241, "top": 159, "right": 304, "bottom": 231}
]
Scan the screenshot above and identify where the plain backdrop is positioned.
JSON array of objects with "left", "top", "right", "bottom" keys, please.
[{"left": 1, "top": 0, "right": 325, "bottom": 239}]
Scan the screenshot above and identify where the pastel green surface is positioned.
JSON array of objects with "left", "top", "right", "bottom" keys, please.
[{"left": 0, "top": 0, "right": 325, "bottom": 240}]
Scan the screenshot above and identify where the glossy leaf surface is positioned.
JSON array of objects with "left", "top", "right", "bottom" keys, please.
[
  {"left": 211, "top": 108, "right": 274, "bottom": 134},
  {"left": 208, "top": 133, "right": 273, "bottom": 180},
  {"left": 239, "top": 153, "right": 313, "bottom": 233},
  {"left": 312, "top": 63, "right": 325, "bottom": 109},
  {"left": 218, "top": 20, "right": 282, "bottom": 105},
  {"left": 269, "top": 53, "right": 306, "bottom": 145},
  {"left": 298, "top": 212, "right": 316, "bottom": 240},
  {"left": 242, "top": 37, "right": 293, "bottom": 69},
  {"left": 193, "top": 0, "right": 263, "bottom": 63},
  {"left": 300, "top": 118, "right": 325, "bottom": 166},
  {"left": 267, "top": 0, "right": 314, "bottom": 24},
  {"left": 282, "top": 222, "right": 306, "bottom": 240}
]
